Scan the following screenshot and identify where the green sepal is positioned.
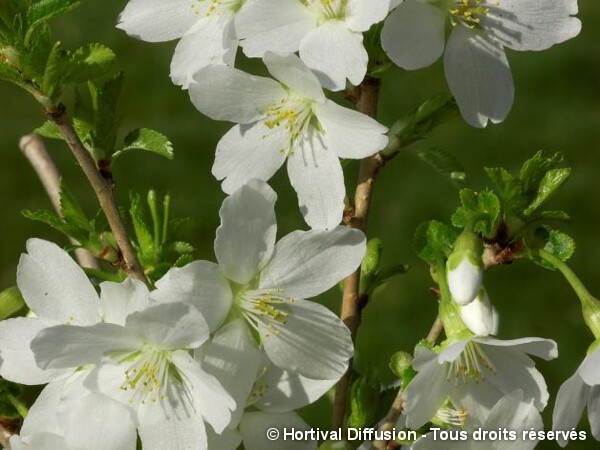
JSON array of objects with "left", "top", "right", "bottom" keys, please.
[{"left": 0, "top": 287, "right": 26, "bottom": 319}]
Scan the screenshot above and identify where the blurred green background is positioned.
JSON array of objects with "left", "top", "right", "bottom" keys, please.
[{"left": 1, "top": 2, "right": 599, "bottom": 449}]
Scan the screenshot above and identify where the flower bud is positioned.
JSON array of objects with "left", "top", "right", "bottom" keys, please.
[
  {"left": 446, "top": 230, "right": 483, "bottom": 306},
  {"left": 460, "top": 288, "right": 495, "bottom": 336}
]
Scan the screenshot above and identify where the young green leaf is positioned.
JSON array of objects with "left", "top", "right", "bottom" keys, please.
[
  {"left": 543, "top": 229, "right": 576, "bottom": 264},
  {"left": 451, "top": 188, "right": 500, "bottom": 237},
  {"left": 414, "top": 147, "right": 466, "bottom": 188},
  {"left": 34, "top": 120, "right": 63, "bottom": 139},
  {"left": 59, "top": 178, "right": 92, "bottom": 232},
  {"left": 26, "top": 0, "right": 80, "bottom": 40},
  {"left": 114, "top": 128, "right": 174, "bottom": 160},
  {"left": 524, "top": 168, "right": 571, "bottom": 216},
  {"left": 519, "top": 151, "right": 564, "bottom": 199},
  {"left": 414, "top": 220, "right": 458, "bottom": 264},
  {"left": 484, "top": 166, "right": 526, "bottom": 213},
  {"left": 63, "top": 43, "right": 116, "bottom": 84}
]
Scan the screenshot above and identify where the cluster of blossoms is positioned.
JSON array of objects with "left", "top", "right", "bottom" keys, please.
[{"left": 0, "top": 0, "right": 590, "bottom": 449}]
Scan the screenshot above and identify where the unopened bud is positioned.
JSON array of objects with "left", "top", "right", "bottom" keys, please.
[
  {"left": 460, "top": 288, "right": 495, "bottom": 336},
  {"left": 447, "top": 231, "right": 483, "bottom": 305}
]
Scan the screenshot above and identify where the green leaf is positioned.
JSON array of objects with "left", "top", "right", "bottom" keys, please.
[
  {"left": 174, "top": 254, "right": 194, "bottom": 268},
  {"left": 539, "top": 210, "right": 571, "bottom": 222},
  {"left": 413, "top": 220, "right": 458, "bottom": 263},
  {"left": 0, "top": 60, "right": 24, "bottom": 87},
  {"left": 524, "top": 168, "right": 571, "bottom": 216},
  {"left": 87, "top": 72, "right": 123, "bottom": 155},
  {"left": 22, "top": 208, "right": 66, "bottom": 233},
  {"left": 0, "top": 287, "right": 25, "bottom": 320},
  {"left": 484, "top": 167, "right": 526, "bottom": 213},
  {"left": 34, "top": 120, "right": 62, "bottom": 139},
  {"left": 130, "top": 192, "right": 154, "bottom": 260},
  {"left": 519, "top": 151, "right": 564, "bottom": 199},
  {"left": 26, "top": 0, "right": 80, "bottom": 38},
  {"left": 543, "top": 229, "right": 576, "bottom": 264},
  {"left": 413, "top": 147, "right": 466, "bottom": 188},
  {"left": 348, "top": 375, "right": 381, "bottom": 429},
  {"left": 41, "top": 40, "right": 68, "bottom": 99},
  {"left": 59, "top": 178, "right": 92, "bottom": 232},
  {"left": 451, "top": 189, "right": 500, "bottom": 237},
  {"left": 169, "top": 241, "right": 195, "bottom": 254},
  {"left": 115, "top": 128, "right": 174, "bottom": 160},
  {"left": 63, "top": 43, "right": 116, "bottom": 83}
]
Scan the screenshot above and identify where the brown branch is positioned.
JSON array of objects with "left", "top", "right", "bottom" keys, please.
[
  {"left": 371, "top": 317, "right": 444, "bottom": 450},
  {"left": 19, "top": 135, "right": 100, "bottom": 270},
  {"left": 333, "top": 76, "right": 387, "bottom": 429},
  {"left": 47, "top": 108, "right": 150, "bottom": 287}
]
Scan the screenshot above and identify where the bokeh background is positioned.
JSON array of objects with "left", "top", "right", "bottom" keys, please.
[{"left": 1, "top": 2, "right": 599, "bottom": 448}]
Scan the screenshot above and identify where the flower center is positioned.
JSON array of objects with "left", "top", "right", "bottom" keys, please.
[
  {"left": 262, "top": 96, "right": 316, "bottom": 155},
  {"left": 237, "top": 289, "right": 294, "bottom": 338},
  {"left": 436, "top": 406, "right": 469, "bottom": 427},
  {"left": 304, "top": 0, "right": 346, "bottom": 21},
  {"left": 446, "top": 342, "right": 496, "bottom": 385},
  {"left": 446, "top": 0, "right": 498, "bottom": 29},
  {"left": 119, "top": 349, "right": 171, "bottom": 405},
  {"left": 191, "top": 0, "right": 245, "bottom": 17}
]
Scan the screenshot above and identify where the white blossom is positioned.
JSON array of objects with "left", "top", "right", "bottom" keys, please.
[
  {"left": 381, "top": 0, "right": 581, "bottom": 127},
  {"left": 460, "top": 288, "right": 497, "bottom": 336},
  {"left": 235, "top": 0, "right": 390, "bottom": 91},
  {"left": 189, "top": 53, "right": 388, "bottom": 229}
]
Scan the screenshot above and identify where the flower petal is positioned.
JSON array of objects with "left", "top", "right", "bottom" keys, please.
[
  {"left": 346, "top": 0, "right": 391, "bottom": 32},
  {"left": 126, "top": 303, "right": 210, "bottom": 350},
  {"left": 189, "top": 66, "right": 285, "bottom": 123},
  {"left": 444, "top": 27, "right": 514, "bottom": 128},
  {"left": 259, "top": 226, "right": 366, "bottom": 299},
  {"left": 287, "top": 130, "right": 345, "bottom": 230},
  {"left": 381, "top": 0, "right": 446, "bottom": 70},
  {"left": 152, "top": 260, "right": 233, "bottom": 332},
  {"left": 315, "top": 100, "right": 388, "bottom": 159},
  {"left": 206, "top": 425, "right": 243, "bottom": 450},
  {"left": 587, "top": 385, "right": 600, "bottom": 441},
  {"left": 0, "top": 317, "right": 68, "bottom": 384},
  {"left": 31, "top": 323, "right": 141, "bottom": 370},
  {"left": 254, "top": 364, "right": 337, "bottom": 412},
  {"left": 476, "top": 336, "right": 558, "bottom": 360},
  {"left": 552, "top": 374, "right": 589, "bottom": 446},
  {"left": 117, "top": 0, "right": 198, "bottom": 42},
  {"left": 203, "top": 319, "right": 262, "bottom": 427},
  {"left": 215, "top": 180, "right": 278, "bottom": 285},
  {"left": 299, "top": 21, "right": 368, "bottom": 91},
  {"left": 17, "top": 239, "right": 101, "bottom": 325},
  {"left": 260, "top": 299, "right": 353, "bottom": 380},
  {"left": 240, "top": 411, "right": 316, "bottom": 450},
  {"left": 171, "top": 16, "right": 238, "bottom": 89},
  {"left": 235, "top": 0, "right": 317, "bottom": 57},
  {"left": 213, "top": 123, "right": 289, "bottom": 195},
  {"left": 100, "top": 278, "right": 150, "bottom": 326},
  {"left": 263, "top": 52, "right": 325, "bottom": 102},
  {"left": 486, "top": 0, "right": 581, "bottom": 51},
  {"left": 19, "top": 380, "right": 65, "bottom": 437},
  {"left": 578, "top": 347, "right": 600, "bottom": 385},
  {"left": 172, "top": 350, "right": 235, "bottom": 433}
]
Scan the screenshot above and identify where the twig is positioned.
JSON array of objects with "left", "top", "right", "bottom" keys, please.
[
  {"left": 47, "top": 107, "right": 150, "bottom": 287},
  {"left": 333, "top": 76, "right": 387, "bottom": 429},
  {"left": 19, "top": 135, "right": 100, "bottom": 270},
  {"left": 371, "top": 317, "right": 444, "bottom": 450}
]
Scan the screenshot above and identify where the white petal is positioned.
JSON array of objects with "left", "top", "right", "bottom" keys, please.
[
  {"left": 381, "top": 0, "right": 446, "bottom": 70},
  {"left": 476, "top": 336, "right": 558, "bottom": 360},
  {"left": 315, "top": 101, "right": 388, "bottom": 159},
  {"left": 254, "top": 364, "right": 337, "bottom": 412},
  {"left": 215, "top": 180, "right": 278, "bottom": 285},
  {"left": 117, "top": 0, "right": 198, "bottom": 42},
  {"left": 299, "top": 22, "right": 368, "bottom": 90},
  {"left": 447, "top": 257, "right": 483, "bottom": 306},
  {"left": 486, "top": 391, "right": 542, "bottom": 450},
  {"left": 260, "top": 226, "right": 366, "bottom": 299},
  {"left": 0, "top": 317, "right": 68, "bottom": 384},
  {"left": 206, "top": 425, "right": 243, "bottom": 450},
  {"left": 403, "top": 357, "right": 449, "bottom": 429},
  {"left": 11, "top": 433, "right": 68, "bottom": 450},
  {"left": 172, "top": 350, "right": 235, "bottom": 433},
  {"left": 203, "top": 320, "right": 262, "bottom": 426},
  {"left": 152, "top": 260, "right": 233, "bottom": 332},
  {"left": 444, "top": 27, "right": 514, "bottom": 128},
  {"left": 213, "top": 123, "right": 288, "bottom": 194},
  {"left": 287, "top": 130, "right": 345, "bottom": 230},
  {"left": 17, "top": 239, "right": 101, "bottom": 325},
  {"left": 126, "top": 303, "right": 210, "bottom": 349},
  {"left": 189, "top": 66, "right": 285, "bottom": 123},
  {"left": 263, "top": 52, "right": 325, "bottom": 102},
  {"left": 31, "top": 323, "right": 141, "bottom": 369},
  {"left": 171, "top": 16, "right": 238, "bottom": 89},
  {"left": 138, "top": 378, "right": 208, "bottom": 450},
  {"left": 486, "top": 0, "right": 581, "bottom": 51},
  {"left": 460, "top": 289, "right": 494, "bottom": 336},
  {"left": 578, "top": 348, "right": 600, "bottom": 385},
  {"left": 240, "top": 411, "right": 316, "bottom": 450},
  {"left": 260, "top": 299, "right": 353, "bottom": 380},
  {"left": 346, "top": 0, "right": 391, "bottom": 32},
  {"left": 100, "top": 278, "right": 150, "bottom": 326},
  {"left": 552, "top": 374, "right": 589, "bottom": 446},
  {"left": 61, "top": 393, "right": 137, "bottom": 450},
  {"left": 20, "top": 380, "right": 65, "bottom": 437},
  {"left": 437, "top": 339, "right": 470, "bottom": 364},
  {"left": 588, "top": 385, "right": 600, "bottom": 441},
  {"left": 235, "top": 0, "right": 317, "bottom": 57}
]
